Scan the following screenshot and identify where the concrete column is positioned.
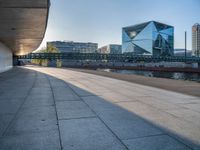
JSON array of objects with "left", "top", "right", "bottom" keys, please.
[
  {"left": 47, "top": 59, "right": 57, "bottom": 67},
  {"left": 191, "top": 63, "right": 199, "bottom": 68},
  {"left": 198, "top": 63, "right": 200, "bottom": 68},
  {"left": 0, "top": 42, "right": 13, "bottom": 73}
]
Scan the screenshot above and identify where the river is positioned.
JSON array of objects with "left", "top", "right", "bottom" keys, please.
[{"left": 102, "top": 69, "right": 200, "bottom": 82}]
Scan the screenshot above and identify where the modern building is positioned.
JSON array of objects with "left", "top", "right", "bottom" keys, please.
[
  {"left": 47, "top": 41, "right": 98, "bottom": 53},
  {"left": 122, "top": 21, "right": 174, "bottom": 56},
  {"left": 98, "top": 44, "right": 122, "bottom": 54},
  {"left": 192, "top": 23, "right": 200, "bottom": 56},
  {"left": 0, "top": 0, "right": 50, "bottom": 73},
  {"left": 174, "top": 49, "right": 192, "bottom": 57}
]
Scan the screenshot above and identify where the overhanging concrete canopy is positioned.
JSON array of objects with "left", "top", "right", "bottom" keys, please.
[{"left": 0, "top": 0, "right": 50, "bottom": 55}]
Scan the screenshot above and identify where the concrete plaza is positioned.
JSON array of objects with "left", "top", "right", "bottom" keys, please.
[{"left": 0, "top": 66, "right": 200, "bottom": 150}]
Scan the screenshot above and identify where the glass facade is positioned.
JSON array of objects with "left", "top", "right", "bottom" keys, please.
[
  {"left": 98, "top": 44, "right": 122, "bottom": 54},
  {"left": 122, "top": 21, "right": 174, "bottom": 56}
]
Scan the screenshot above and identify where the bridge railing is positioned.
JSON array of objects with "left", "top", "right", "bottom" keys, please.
[{"left": 16, "top": 53, "right": 200, "bottom": 63}]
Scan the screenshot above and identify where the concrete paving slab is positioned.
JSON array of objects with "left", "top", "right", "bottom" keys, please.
[
  {"left": 68, "top": 84, "right": 97, "bottom": 97},
  {"left": 22, "top": 97, "right": 54, "bottom": 108},
  {"left": 140, "top": 110, "right": 200, "bottom": 149},
  {"left": 56, "top": 101, "right": 96, "bottom": 120},
  {"left": 181, "top": 103, "right": 200, "bottom": 113},
  {"left": 165, "top": 108, "right": 200, "bottom": 127},
  {"left": 1, "top": 67, "right": 200, "bottom": 149},
  {"left": 97, "top": 109, "right": 163, "bottom": 140},
  {"left": 0, "top": 100, "right": 22, "bottom": 115},
  {"left": 59, "top": 118, "right": 126, "bottom": 150},
  {"left": 163, "top": 97, "right": 200, "bottom": 104},
  {"left": 30, "top": 87, "right": 52, "bottom": 95},
  {"left": 83, "top": 96, "right": 163, "bottom": 140},
  {"left": 5, "top": 106, "right": 57, "bottom": 136},
  {"left": 34, "top": 77, "right": 50, "bottom": 85},
  {"left": 34, "top": 82, "right": 51, "bottom": 88},
  {"left": 50, "top": 81, "right": 68, "bottom": 87},
  {"left": 0, "top": 114, "right": 13, "bottom": 136},
  {"left": 52, "top": 87, "right": 75, "bottom": 95},
  {"left": 27, "top": 92, "right": 53, "bottom": 100},
  {"left": 115, "top": 100, "right": 200, "bottom": 148},
  {"left": 121, "top": 94, "right": 185, "bottom": 110},
  {"left": 123, "top": 135, "right": 191, "bottom": 150},
  {"left": 0, "top": 130, "right": 60, "bottom": 150},
  {"left": 53, "top": 88, "right": 81, "bottom": 101},
  {"left": 83, "top": 95, "right": 123, "bottom": 112},
  {"left": 149, "top": 93, "right": 199, "bottom": 105},
  {"left": 0, "top": 92, "right": 28, "bottom": 100},
  {"left": 116, "top": 101, "right": 159, "bottom": 116},
  {"left": 100, "top": 92, "right": 138, "bottom": 103}
]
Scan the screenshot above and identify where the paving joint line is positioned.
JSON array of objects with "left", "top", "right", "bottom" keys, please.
[
  {"left": 121, "top": 133, "right": 167, "bottom": 141},
  {"left": 58, "top": 116, "right": 97, "bottom": 121},
  {"left": 30, "top": 68, "right": 194, "bottom": 150},
  {"left": 58, "top": 69, "right": 194, "bottom": 150},
  {"left": 132, "top": 98, "right": 194, "bottom": 149},
  {"left": 2, "top": 70, "right": 37, "bottom": 136},
  {"left": 55, "top": 99, "right": 81, "bottom": 102},
  {"left": 1, "top": 129, "right": 58, "bottom": 138},
  {"left": 66, "top": 79, "right": 130, "bottom": 150},
  {"left": 46, "top": 74, "right": 64, "bottom": 150}
]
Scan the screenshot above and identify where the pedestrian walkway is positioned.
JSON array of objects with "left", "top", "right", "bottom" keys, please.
[{"left": 0, "top": 66, "right": 200, "bottom": 150}]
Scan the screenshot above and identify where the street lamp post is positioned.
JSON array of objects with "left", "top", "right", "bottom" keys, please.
[{"left": 185, "top": 31, "right": 187, "bottom": 60}]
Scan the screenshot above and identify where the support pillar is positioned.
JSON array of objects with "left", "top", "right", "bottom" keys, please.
[{"left": 48, "top": 59, "right": 57, "bottom": 67}]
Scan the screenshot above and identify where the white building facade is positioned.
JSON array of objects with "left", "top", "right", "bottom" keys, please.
[
  {"left": 47, "top": 41, "right": 98, "bottom": 53},
  {"left": 192, "top": 23, "right": 200, "bottom": 56}
]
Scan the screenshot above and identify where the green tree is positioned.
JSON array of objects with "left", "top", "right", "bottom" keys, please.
[
  {"left": 46, "top": 44, "right": 59, "bottom": 53},
  {"left": 37, "top": 44, "right": 59, "bottom": 53},
  {"left": 31, "top": 44, "right": 60, "bottom": 66}
]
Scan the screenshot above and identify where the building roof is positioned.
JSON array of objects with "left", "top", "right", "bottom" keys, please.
[
  {"left": 0, "top": 0, "right": 50, "bottom": 55},
  {"left": 122, "top": 21, "right": 174, "bottom": 30},
  {"left": 193, "top": 23, "right": 200, "bottom": 26}
]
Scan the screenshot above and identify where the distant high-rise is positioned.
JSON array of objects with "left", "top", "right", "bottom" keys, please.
[{"left": 192, "top": 23, "right": 200, "bottom": 56}]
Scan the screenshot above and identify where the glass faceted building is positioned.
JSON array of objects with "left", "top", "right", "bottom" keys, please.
[{"left": 122, "top": 21, "right": 174, "bottom": 56}]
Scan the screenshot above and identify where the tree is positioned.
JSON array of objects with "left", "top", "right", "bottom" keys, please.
[
  {"left": 37, "top": 44, "right": 59, "bottom": 53},
  {"left": 46, "top": 44, "right": 59, "bottom": 53},
  {"left": 31, "top": 44, "right": 59, "bottom": 66}
]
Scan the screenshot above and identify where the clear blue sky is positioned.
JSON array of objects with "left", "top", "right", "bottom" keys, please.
[{"left": 39, "top": 0, "right": 200, "bottom": 50}]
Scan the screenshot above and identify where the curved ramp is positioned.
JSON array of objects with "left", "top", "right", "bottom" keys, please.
[{"left": 0, "top": 0, "right": 50, "bottom": 55}]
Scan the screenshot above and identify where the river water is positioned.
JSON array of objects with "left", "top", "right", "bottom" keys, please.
[{"left": 103, "top": 69, "right": 200, "bottom": 82}]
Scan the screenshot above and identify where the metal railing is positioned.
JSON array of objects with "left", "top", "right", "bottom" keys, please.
[{"left": 16, "top": 52, "right": 200, "bottom": 63}]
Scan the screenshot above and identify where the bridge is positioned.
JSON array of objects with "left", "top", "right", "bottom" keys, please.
[{"left": 17, "top": 52, "right": 200, "bottom": 63}]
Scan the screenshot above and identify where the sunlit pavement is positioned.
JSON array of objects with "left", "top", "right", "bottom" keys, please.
[{"left": 0, "top": 66, "right": 200, "bottom": 150}]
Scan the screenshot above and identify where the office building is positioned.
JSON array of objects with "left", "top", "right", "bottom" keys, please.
[
  {"left": 174, "top": 49, "right": 192, "bottom": 57},
  {"left": 122, "top": 21, "right": 174, "bottom": 56},
  {"left": 192, "top": 23, "right": 200, "bottom": 56},
  {"left": 47, "top": 41, "right": 98, "bottom": 53},
  {"left": 98, "top": 44, "right": 122, "bottom": 54}
]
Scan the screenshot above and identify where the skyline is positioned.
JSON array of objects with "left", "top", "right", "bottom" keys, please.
[{"left": 38, "top": 0, "right": 200, "bottom": 50}]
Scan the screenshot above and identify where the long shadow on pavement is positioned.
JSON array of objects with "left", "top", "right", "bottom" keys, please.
[{"left": 0, "top": 67, "right": 199, "bottom": 150}]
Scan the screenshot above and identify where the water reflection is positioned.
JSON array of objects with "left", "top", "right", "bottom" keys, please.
[{"left": 103, "top": 69, "right": 200, "bottom": 82}]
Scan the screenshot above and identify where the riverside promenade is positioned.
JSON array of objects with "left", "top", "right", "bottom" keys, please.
[{"left": 0, "top": 66, "right": 200, "bottom": 150}]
